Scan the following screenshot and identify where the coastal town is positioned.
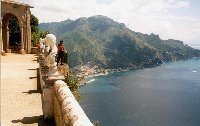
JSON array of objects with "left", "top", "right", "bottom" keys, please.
[
  {"left": 72, "top": 65, "right": 109, "bottom": 85},
  {"left": 71, "top": 65, "right": 134, "bottom": 85}
]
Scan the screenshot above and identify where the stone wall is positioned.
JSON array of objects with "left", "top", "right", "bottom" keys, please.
[
  {"left": 38, "top": 51, "right": 93, "bottom": 126},
  {"left": 54, "top": 80, "right": 93, "bottom": 126}
]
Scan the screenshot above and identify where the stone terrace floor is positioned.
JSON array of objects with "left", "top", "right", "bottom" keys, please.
[{"left": 1, "top": 53, "right": 55, "bottom": 126}]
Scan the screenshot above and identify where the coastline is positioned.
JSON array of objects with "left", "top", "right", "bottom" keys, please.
[
  {"left": 72, "top": 57, "right": 199, "bottom": 86},
  {"left": 71, "top": 65, "right": 135, "bottom": 86},
  {"left": 72, "top": 65, "right": 109, "bottom": 86}
]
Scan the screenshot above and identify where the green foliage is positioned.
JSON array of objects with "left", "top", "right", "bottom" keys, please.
[
  {"left": 65, "top": 74, "right": 78, "bottom": 92},
  {"left": 30, "top": 14, "right": 39, "bottom": 33},
  {"left": 39, "top": 31, "right": 49, "bottom": 38},
  {"left": 8, "top": 17, "right": 20, "bottom": 46},
  {"left": 8, "top": 14, "right": 40, "bottom": 47},
  {"left": 72, "top": 90, "right": 82, "bottom": 101},
  {"left": 8, "top": 17, "right": 20, "bottom": 34},
  {"left": 31, "top": 32, "right": 40, "bottom": 47},
  {"left": 64, "top": 74, "right": 81, "bottom": 100},
  {"left": 30, "top": 14, "right": 39, "bottom": 47},
  {"left": 93, "top": 121, "right": 100, "bottom": 126},
  {"left": 39, "top": 15, "right": 200, "bottom": 69}
]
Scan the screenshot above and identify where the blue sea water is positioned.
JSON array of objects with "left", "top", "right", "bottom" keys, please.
[{"left": 79, "top": 58, "right": 200, "bottom": 126}]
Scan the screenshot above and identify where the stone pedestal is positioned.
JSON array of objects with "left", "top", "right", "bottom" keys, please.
[
  {"left": 42, "top": 87, "right": 54, "bottom": 120},
  {"left": 6, "top": 49, "right": 11, "bottom": 53},
  {"left": 19, "top": 49, "right": 26, "bottom": 54},
  {"left": 1, "top": 50, "right": 5, "bottom": 56},
  {"left": 27, "top": 49, "right": 31, "bottom": 54},
  {"left": 44, "top": 75, "right": 65, "bottom": 88},
  {"left": 42, "top": 76, "right": 65, "bottom": 120},
  {"left": 31, "top": 47, "right": 39, "bottom": 54},
  {"left": 47, "top": 66, "right": 65, "bottom": 78},
  {"left": 40, "top": 65, "right": 65, "bottom": 120}
]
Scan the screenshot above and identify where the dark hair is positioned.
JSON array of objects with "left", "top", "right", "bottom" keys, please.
[{"left": 60, "top": 40, "right": 63, "bottom": 43}]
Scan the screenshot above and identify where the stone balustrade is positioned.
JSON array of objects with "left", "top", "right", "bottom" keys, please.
[{"left": 38, "top": 34, "right": 93, "bottom": 126}]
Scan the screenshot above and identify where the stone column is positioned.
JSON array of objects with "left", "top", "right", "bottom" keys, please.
[
  {"left": 26, "top": 8, "right": 31, "bottom": 54},
  {"left": 6, "top": 26, "right": 11, "bottom": 53},
  {"left": 0, "top": 42, "right": 5, "bottom": 55},
  {"left": 19, "top": 23, "right": 25, "bottom": 54},
  {"left": 1, "top": 15, "right": 5, "bottom": 55},
  {"left": 0, "top": 1, "right": 4, "bottom": 55}
]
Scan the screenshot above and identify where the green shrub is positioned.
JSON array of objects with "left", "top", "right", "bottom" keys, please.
[{"left": 65, "top": 74, "right": 81, "bottom": 100}]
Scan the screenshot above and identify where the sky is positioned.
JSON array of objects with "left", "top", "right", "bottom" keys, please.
[{"left": 18, "top": 0, "right": 200, "bottom": 48}]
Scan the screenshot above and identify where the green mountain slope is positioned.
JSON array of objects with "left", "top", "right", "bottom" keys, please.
[{"left": 39, "top": 15, "right": 200, "bottom": 69}]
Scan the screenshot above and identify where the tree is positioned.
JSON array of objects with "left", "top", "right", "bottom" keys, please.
[
  {"left": 39, "top": 31, "right": 50, "bottom": 38},
  {"left": 30, "top": 14, "right": 39, "bottom": 47},
  {"left": 8, "top": 17, "right": 20, "bottom": 46}
]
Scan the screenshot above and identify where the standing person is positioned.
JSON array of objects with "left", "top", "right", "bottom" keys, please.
[{"left": 57, "top": 40, "right": 65, "bottom": 65}]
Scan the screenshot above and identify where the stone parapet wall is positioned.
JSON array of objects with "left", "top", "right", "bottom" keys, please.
[
  {"left": 38, "top": 50, "right": 93, "bottom": 126},
  {"left": 54, "top": 80, "right": 93, "bottom": 126}
]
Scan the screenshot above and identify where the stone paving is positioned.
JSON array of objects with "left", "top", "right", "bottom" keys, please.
[{"left": 1, "top": 53, "right": 55, "bottom": 126}]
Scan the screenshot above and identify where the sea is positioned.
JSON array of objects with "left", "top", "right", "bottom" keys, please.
[{"left": 79, "top": 58, "right": 200, "bottom": 126}]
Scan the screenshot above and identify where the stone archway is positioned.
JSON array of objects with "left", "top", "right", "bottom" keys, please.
[
  {"left": 2, "top": 13, "right": 22, "bottom": 53},
  {"left": 1, "top": 0, "right": 33, "bottom": 54},
  {"left": 8, "top": 16, "right": 21, "bottom": 53}
]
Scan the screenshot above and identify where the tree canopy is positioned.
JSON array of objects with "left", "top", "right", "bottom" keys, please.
[
  {"left": 30, "top": 14, "right": 39, "bottom": 46},
  {"left": 8, "top": 14, "right": 39, "bottom": 47}
]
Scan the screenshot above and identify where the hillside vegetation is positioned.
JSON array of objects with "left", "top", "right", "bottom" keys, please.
[{"left": 39, "top": 15, "right": 200, "bottom": 69}]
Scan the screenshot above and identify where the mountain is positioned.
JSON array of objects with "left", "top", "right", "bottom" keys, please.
[{"left": 39, "top": 15, "right": 200, "bottom": 69}]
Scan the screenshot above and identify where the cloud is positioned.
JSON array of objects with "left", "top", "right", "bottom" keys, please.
[
  {"left": 174, "top": 0, "right": 190, "bottom": 8},
  {"left": 18, "top": 0, "right": 199, "bottom": 47}
]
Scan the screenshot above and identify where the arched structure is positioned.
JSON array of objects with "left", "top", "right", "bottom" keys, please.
[{"left": 1, "top": 0, "right": 33, "bottom": 54}]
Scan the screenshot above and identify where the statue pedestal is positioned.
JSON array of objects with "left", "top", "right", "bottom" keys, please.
[
  {"left": 1, "top": 50, "right": 5, "bottom": 56},
  {"left": 47, "top": 66, "right": 65, "bottom": 80},
  {"left": 42, "top": 87, "right": 54, "bottom": 120},
  {"left": 6, "top": 49, "right": 11, "bottom": 53},
  {"left": 19, "top": 49, "right": 26, "bottom": 54},
  {"left": 42, "top": 66, "right": 65, "bottom": 120}
]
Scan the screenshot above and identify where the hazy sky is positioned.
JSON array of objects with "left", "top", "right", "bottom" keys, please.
[{"left": 18, "top": 0, "right": 200, "bottom": 48}]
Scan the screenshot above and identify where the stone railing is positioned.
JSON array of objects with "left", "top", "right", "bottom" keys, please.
[
  {"left": 54, "top": 80, "right": 93, "bottom": 126},
  {"left": 38, "top": 34, "right": 93, "bottom": 126}
]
